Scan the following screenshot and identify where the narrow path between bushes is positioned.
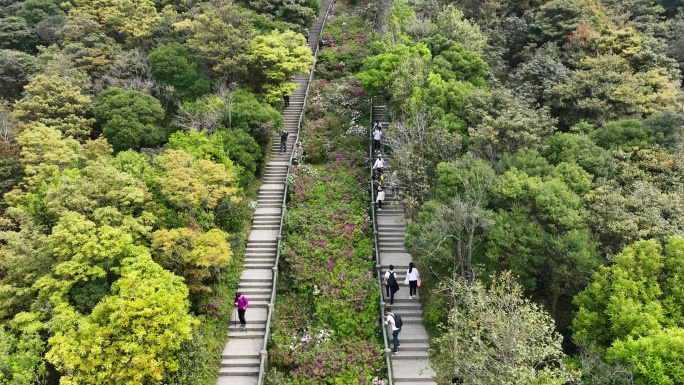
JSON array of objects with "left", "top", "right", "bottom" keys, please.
[
  {"left": 216, "top": 2, "right": 332, "bottom": 384},
  {"left": 373, "top": 104, "right": 437, "bottom": 385}
]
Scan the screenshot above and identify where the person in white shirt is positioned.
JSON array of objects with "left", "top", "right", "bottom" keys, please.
[
  {"left": 372, "top": 154, "right": 384, "bottom": 174},
  {"left": 384, "top": 307, "right": 401, "bottom": 354},
  {"left": 376, "top": 185, "right": 385, "bottom": 210},
  {"left": 372, "top": 122, "right": 383, "bottom": 153},
  {"left": 406, "top": 262, "right": 420, "bottom": 299}
]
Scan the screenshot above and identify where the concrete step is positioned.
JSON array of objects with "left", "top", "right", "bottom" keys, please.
[
  {"left": 229, "top": 323, "right": 266, "bottom": 332},
  {"left": 228, "top": 330, "right": 265, "bottom": 339},
  {"left": 218, "top": 366, "right": 260, "bottom": 376},
  {"left": 220, "top": 357, "right": 260, "bottom": 368},
  {"left": 392, "top": 351, "right": 430, "bottom": 359}
]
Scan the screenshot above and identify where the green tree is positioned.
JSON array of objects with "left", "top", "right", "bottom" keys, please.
[
  {"left": 149, "top": 42, "right": 210, "bottom": 102},
  {"left": 431, "top": 273, "right": 580, "bottom": 385},
  {"left": 13, "top": 74, "right": 94, "bottom": 140},
  {"left": 154, "top": 149, "right": 241, "bottom": 228},
  {"left": 572, "top": 237, "right": 684, "bottom": 385},
  {"left": 248, "top": 30, "right": 315, "bottom": 102},
  {"left": 543, "top": 131, "right": 616, "bottom": 178},
  {"left": 0, "top": 49, "right": 36, "bottom": 99},
  {"left": 466, "top": 88, "right": 557, "bottom": 157},
  {"left": 0, "top": 312, "right": 48, "bottom": 384},
  {"left": 236, "top": 0, "right": 318, "bottom": 30},
  {"left": 589, "top": 119, "right": 655, "bottom": 149},
  {"left": 46, "top": 254, "right": 196, "bottom": 384},
  {"left": 547, "top": 55, "right": 679, "bottom": 127},
  {"left": 72, "top": 0, "right": 161, "bottom": 42},
  {"left": 151, "top": 227, "right": 232, "bottom": 292},
  {"left": 17, "top": 0, "right": 64, "bottom": 26},
  {"left": 0, "top": 16, "right": 37, "bottom": 51},
  {"left": 94, "top": 87, "right": 166, "bottom": 151},
  {"left": 174, "top": 4, "right": 255, "bottom": 81}
]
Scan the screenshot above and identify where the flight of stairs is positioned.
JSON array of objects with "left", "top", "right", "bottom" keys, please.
[
  {"left": 373, "top": 104, "right": 437, "bottom": 385},
  {"left": 216, "top": 1, "right": 333, "bottom": 384}
]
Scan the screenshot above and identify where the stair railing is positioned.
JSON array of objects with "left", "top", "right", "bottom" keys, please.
[
  {"left": 257, "top": 1, "right": 335, "bottom": 384},
  {"left": 370, "top": 98, "right": 394, "bottom": 385}
]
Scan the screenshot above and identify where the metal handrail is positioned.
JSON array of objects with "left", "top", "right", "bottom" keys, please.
[
  {"left": 257, "top": 1, "right": 335, "bottom": 383},
  {"left": 370, "top": 98, "right": 394, "bottom": 385}
]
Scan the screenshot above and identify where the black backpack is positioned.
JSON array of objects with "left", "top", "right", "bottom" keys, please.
[
  {"left": 387, "top": 271, "right": 398, "bottom": 290},
  {"left": 392, "top": 313, "right": 403, "bottom": 328}
]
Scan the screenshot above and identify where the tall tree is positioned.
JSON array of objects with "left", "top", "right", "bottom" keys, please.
[
  {"left": 13, "top": 74, "right": 94, "bottom": 141},
  {"left": 431, "top": 273, "right": 580, "bottom": 384}
]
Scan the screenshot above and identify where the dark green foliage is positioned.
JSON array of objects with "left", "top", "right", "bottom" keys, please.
[
  {"left": 589, "top": 119, "right": 655, "bottom": 149},
  {"left": 544, "top": 132, "right": 616, "bottom": 178},
  {"left": 218, "top": 129, "right": 263, "bottom": 186},
  {"left": 0, "top": 141, "right": 23, "bottom": 212},
  {"left": 236, "top": 0, "right": 319, "bottom": 30},
  {"left": 0, "top": 16, "right": 37, "bottom": 51},
  {"left": 534, "top": 0, "right": 588, "bottom": 45},
  {"left": 149, "top": 42, "right": 211, "bottom": 102},
  {"left": 17, "top": 0, "right": 64, "bottom": 26},
  {"left": 230, "top": 90, "right": 283, "bottom": 151},
  {"left": 0, "top": 49, "right": 36, "bottom": 99},
  {"left": 69, "top": 277, "right": 111, "bottom": 314},
  {"left": 94, "top": 87, "right": 166, "bottom": 151},
  {"left": 643, "top": 110, "right": 684, "bottom": 152}
]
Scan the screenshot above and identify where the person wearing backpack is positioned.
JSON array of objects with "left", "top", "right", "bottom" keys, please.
[
  {"left": 384, "top": 307, "right": 402, "bottom": 354},
  {"left": 383, "top": 265, "right": 399, "bottom": 305},
  {"left": 280, "top": 130, "right": 289, "bottom": 155}
]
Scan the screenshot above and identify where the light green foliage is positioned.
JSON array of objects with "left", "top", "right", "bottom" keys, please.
[
  {"left": 606, "top": 328, "right": 684, "bottom": 385},
  {"left": 0, "top": 312, "right": 48, "bottom": 384},
  {"left": 14, "top": 123, "right": 82, "bottom": 191},
  {"left": 168, "top": 129, "right": 261, "bottom": 187},
  {"left": 498, "top": 149, "right": 555, "bottom": 177},
  {"left": 43, "top": 162, "right": 155, "bottom": 241},
  {"left": 434, "top": 156, "right": 496, "bottom": 204},
  {"left": 17, "top": 0, "right": 64, "bottom": 26},
  {"left": 151, "top": 227, "right": 232, "bottom": 293},
  {"left": 248, "top": 30, "right": 315, "bottom": 102},
  {"left": 72, "top": 0, "right": 162, "bottom": 42},
  {"left": 0, "top": 217, "right": 49, "bottom": 319},
  {"left": 411, "top": 73, "right": 475, "bottom": 134},
  {"left": 431, "top": 43, "right": 487, "bottom": 86},
  {"left": 358, "top": 43, "right": 431, "bottom": 94},
  {"left": 434, "top": 5, "right": 487, "bottom": 53},
  {"left": 154, "top": 149, "right": 241, "bottom": 228},
  {"left": 94, "top": 87, "right": 166, "bottom": 151},
  {"left": 550, "top": 162, "right": 593, "bottom": 195},
  {"left": 61, "top": 13, "right": 121, "bottom": 77},
  {"left": 544, "top": 132, "right": 616, "bottom": 178},
  {"left": 175, "top": 4, "right": 255, "bottom": 80},
  {"left": 431, "top": 273, "right": 580, "bottom": 385},
  {"left": 573, "top": 237, "right": 684, "bottom": 383},
  {"left": 46, "top": 254, "right": 195, "bottom": 384},
  {"left": 466, "top": 89, "right": 557, "bottom": 157},
  {"left": 589, "top": 119, "right": 655, "bottom": 149},
  {"left": 149, "top": 42, "right": 210, "bottom": 102},
  {"left": 547, "top": 55, "right": 679, "bottom": 127},
  {"left": 492, "top": 167, "right": 582, "bottom": 230},
  {"left": 13, "top": 74, "right": 94, "bottom": 141}
]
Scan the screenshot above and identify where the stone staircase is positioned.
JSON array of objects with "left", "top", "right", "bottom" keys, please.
[
  {"left": 374, "top": 104, "right": 437, "bottom": 385},
  {"left": 216, "top": 1, "right": 333, "bottom": 384}
]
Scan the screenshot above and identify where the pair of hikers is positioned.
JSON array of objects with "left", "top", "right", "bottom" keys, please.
[{"left": 384, "top": 263, "right": 420, "bottom": 303}]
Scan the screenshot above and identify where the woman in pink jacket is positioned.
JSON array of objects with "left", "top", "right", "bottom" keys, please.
[{"left": 234, "top": 292, "right": 249, "bottom": 328}]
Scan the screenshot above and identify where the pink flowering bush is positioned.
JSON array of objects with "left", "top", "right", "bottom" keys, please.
[{"left": 317, "top": 10, "right": 371, "bottom": 78}]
